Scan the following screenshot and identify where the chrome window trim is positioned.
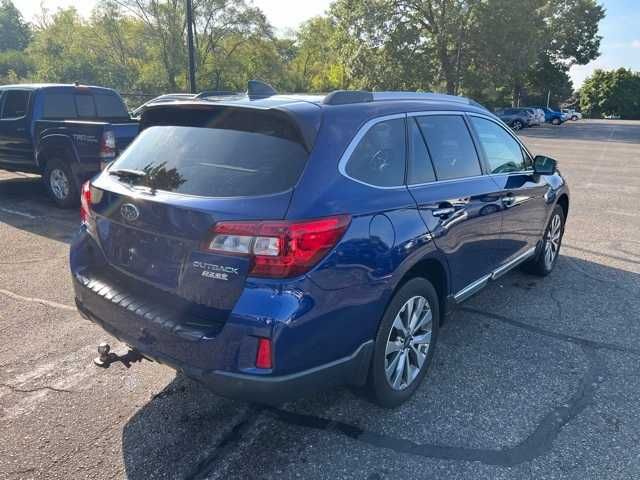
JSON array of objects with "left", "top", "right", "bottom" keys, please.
[
  {"left": 407, "top": 173, "right": 487, "bottom": 188},
  {"left": 337, "top": 113, "right": 408, "bottom": 190},
  {"left": 406, "top": 110, "right": 466, "bottom": 118},
  {"left": 337, "top": 109, "right": 533, "bottom": 190}
]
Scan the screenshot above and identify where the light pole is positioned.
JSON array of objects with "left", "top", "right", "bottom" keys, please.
[{"left": 186, "top": 0, "right": 197, "bottom": 93}]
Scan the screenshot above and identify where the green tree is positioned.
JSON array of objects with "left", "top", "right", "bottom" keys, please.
[
  {"left": 330, "top": 0, "right": 438, "bottom": 91},
  {"left": 288, "top": 16, "right": 343, "bottom": 91},
  {"left": 0, "top": 0, "right": 31, "bottom": 52},
  {"left": 580, "top": 68, "right": 640, "bottom": 119}
]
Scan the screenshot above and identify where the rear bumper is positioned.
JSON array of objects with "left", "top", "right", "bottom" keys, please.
[{"left": 75, "top": 295, "right": 372, "bottom": 404}]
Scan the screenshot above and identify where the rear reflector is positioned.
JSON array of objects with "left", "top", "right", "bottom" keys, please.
[
  {"left": 256, "top": 338, "right": 272, "bottom": 369},
  {"left": 203, "top": 215, "right": 351, "bottom": 278}
]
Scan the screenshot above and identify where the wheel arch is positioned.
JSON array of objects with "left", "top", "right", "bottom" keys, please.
[
  {"left": 36, "top": 135, "right": 79, "bottom": 170},
  {"left": 556, "top": 193, "right": 569, "bottom": 220},
  {"left": 393, "top": 256, "right": 450, "bottom": 325}
]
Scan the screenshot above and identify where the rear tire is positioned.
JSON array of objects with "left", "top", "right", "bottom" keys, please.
[
  {"left": 369, "top": 278, "right": 440, "bottom": 408},
  {"left": 522, "top": 205, "right": 565, "bottom": 276},
  {"left": 551, "top": 118, "right": 561, "bottom": 125},
  {"left": 44, "top": 157, "right": 79, "bottom": 209}
]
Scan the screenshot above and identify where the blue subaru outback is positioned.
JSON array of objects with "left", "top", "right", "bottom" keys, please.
[{"left": 70, "top": 82, "right": 569, "bottom": 407}]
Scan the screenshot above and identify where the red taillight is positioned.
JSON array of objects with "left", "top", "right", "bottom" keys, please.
[
  {"left": 80, "top": 181, "right": 91, "bottom": 223},
  {"left": 255, "top": 338, "right": 272, "bottom": 369},
  {"left": 99, "top": 130, "right": 116, "bottom": 160},
  {"left": 203, "top": 215, "right": 351, "bottom": 278}
]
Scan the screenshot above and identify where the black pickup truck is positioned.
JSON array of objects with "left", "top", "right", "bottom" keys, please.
[{"left": 0, "top": 84, "right": 138, "bottom": 207}]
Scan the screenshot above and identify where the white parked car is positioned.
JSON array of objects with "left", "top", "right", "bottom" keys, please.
[{"left": 561, "top": 109, "right": 582, "bottom": 121}]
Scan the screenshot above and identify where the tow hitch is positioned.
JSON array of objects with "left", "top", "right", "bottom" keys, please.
[{"left": 93, "top": 342, "right": 145, "bottom": 368}]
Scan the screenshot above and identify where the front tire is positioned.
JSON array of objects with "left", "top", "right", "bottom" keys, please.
[
  {"left": 44, "top": 157, "right": 79, "bottom": 208},
  {"left": 522, "top": 205, "right": 565, "bottom": 276},
  {"left": 369, "top": 278, "right": 440, "bottom": 408},
  {"left": 511, "top": 120, "right": 524, "bottom": 131},
  {"left": 551, "top": 118, "right": 561, "bottom": 125},
  {"left": 571, "top": 115, "right": 578, "bottom": 121}
]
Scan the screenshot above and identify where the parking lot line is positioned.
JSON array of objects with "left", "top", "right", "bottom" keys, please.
[{"left": 0, "top": 207, "right": 37, "bottom": 219}]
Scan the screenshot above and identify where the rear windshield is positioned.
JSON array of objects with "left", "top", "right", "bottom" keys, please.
[
  {"left": 110, "top": 108, "right": 308, "bottom": 197},
  {"left": 42, "top": 90, "right": 129, "bottom": 120}
]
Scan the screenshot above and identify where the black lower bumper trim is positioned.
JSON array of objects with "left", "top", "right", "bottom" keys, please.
[{"left": 76, "top": 298, "right": 374, "bottom": 405}]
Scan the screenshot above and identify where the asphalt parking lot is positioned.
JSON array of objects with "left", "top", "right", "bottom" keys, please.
[{"left": 1, "top": 119, "right": 639, "bottom": 479}]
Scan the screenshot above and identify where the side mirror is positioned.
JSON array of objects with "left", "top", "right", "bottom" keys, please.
[{"left": 533, "top": 155, "right": 557, "bottom": 175}]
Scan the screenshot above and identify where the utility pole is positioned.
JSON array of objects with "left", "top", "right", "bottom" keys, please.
[
  {"left": 546, "top": 90, "right": 551, "bottom": 108},
  {"left": 186, "top": 0, "right": 197, "bottom": 93}
]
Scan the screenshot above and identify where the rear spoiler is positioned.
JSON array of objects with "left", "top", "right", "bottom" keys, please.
[{"left": 139, "top": 102, "right": 320, "bottom": 152}]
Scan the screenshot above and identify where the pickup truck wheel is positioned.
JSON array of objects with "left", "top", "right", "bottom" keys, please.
[
  {"left": 44, "top": 158, "right": 79, "bottom": 208},
  {"left": 368, "top": 278, "right": 440, "bottom": 408},
  {"left": 551, "top": 118, "right": 561, "bottom": 125},
  {"left": 522, "top": 205, "right": 565, "bottom": 276}
]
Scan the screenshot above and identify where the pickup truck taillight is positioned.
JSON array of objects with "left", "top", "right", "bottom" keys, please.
[
  {"left": 99, "top": 130, "right": 116, "bottom": 162},
  {"left": 80, "top": 181, "right": 92, "bottom": 225},
  {"left": 202, "top": 215, "right": 351, "bottom": 278}
]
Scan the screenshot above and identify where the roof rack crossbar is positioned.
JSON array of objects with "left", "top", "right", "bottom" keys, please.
[
  {"left": 323, "top": 90, "right": 374, "bottom": 106},
  {"left": 195, "top": 90, "right": 239, "bottom": 99}
]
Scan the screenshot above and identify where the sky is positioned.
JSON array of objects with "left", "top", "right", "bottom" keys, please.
[{"left": 15, "top": 0, "right": 640, "bottom": 89}]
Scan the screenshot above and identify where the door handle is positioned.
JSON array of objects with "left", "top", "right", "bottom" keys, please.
[
  {"left": 432, "top": 207, "right": 456, "bottom": 217},
  {"left": 501, "top": 194, "right": 515, "bottom": 207}
]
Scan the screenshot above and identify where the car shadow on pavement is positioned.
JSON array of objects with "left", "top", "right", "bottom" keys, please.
[
  {"left": 0, "top": 175, "right": 78, "bottom": 243},
  {"left": 120, "top": 254, "right": 640, "bottom": 479}
]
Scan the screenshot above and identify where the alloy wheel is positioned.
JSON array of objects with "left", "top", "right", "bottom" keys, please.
[
  {"left": 50, "top": 168, "right": 70, "bottom": 200},
  {"left": 384, "top": 295, "right": 433, "bottom": 391},
  {"left": 512, "top": 121, "right": 523, "bottom": 131},
  {"left": 544, "top": 213, "right": 562, "bottom": 269}
]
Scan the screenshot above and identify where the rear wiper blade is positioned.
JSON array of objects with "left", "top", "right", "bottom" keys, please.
[{"left": 108, "top": 168, "right": 147, "bottom": 180}]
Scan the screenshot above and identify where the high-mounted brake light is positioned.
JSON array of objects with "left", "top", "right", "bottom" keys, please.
[
  {"left": 80, "top": 181, "right": 91, "bottom": 224},
  {"left": 99, "top": 130, "right": 116, "bottom": 161},
  {"left": 203, "top": 215, "right": 351, "bottom": 278}
]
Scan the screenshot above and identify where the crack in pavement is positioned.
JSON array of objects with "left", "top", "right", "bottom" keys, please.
[
  {"left": 264, "top": 344, "right": 603, "bottom": 467},
  {"left": 0, "top": 383, "right": 74, "bottom": 394},
  {"left": 0, "top": 288, "right": 76, "bottom": 312},
  {"left": 185, "top": 407, "right": 265, "bottom": 480},
  {"left": 462, "top": 307, "right": 640, "bottom": 357}
]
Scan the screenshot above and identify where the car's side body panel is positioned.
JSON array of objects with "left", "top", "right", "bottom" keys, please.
[{"left": 70, "top": 92, "right": 569, "bottom": 403}]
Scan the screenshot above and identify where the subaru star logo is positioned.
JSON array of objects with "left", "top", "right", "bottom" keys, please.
[{"left": 120, "top": 203, "right": 139, "bottom": 222}]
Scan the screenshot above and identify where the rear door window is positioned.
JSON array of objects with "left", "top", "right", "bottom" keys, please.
[
  {"left": 111, "top": 108, "right": 308, "bottom": 197},
  {"left": 345, "top": 117, "right": 406, "bottom": 187},
  {"left": 42, "top": 93, "right": 77, "bottom": 119},
  {"left": 469, "top": 116, "right": 527, "bottom": 173},
  {"left": 415, "top": 115, "right": 482, "bottom": 180},
  {"left": 1, "top": 90, "right": 30, "bottom": 118}
]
